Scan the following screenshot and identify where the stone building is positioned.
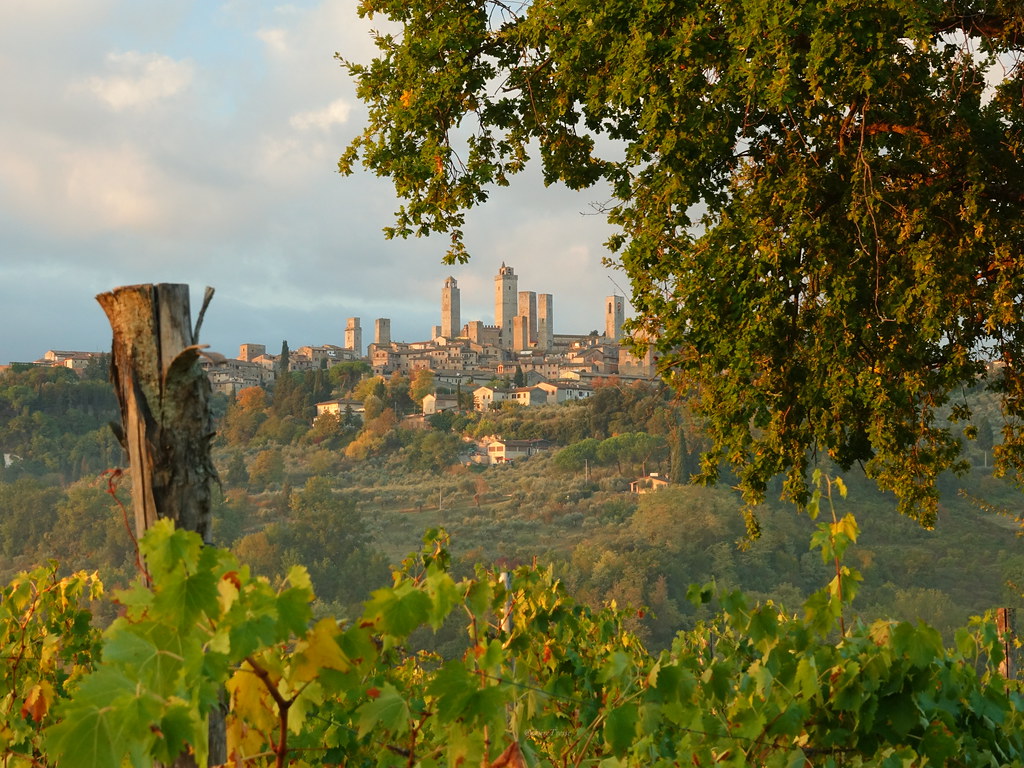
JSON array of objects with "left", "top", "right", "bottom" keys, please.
[
  {"left": 441, "top": 276, "right": 460, "bottom": 339},
  {"left": 464, "top": 321, "right": 501, "bottom": 347},
  {"left": 494, "top": 263, "right": 518, "bottom": 349},
  {"left": 345, "top": 317, "right": 363, "bottom": 357},
  {"left": 537, "top": 293, "right": 553, "bottom": 351},
  {"left": 605, "top": 295, "right": 625, "bottom": 342},
  {"left": 238, "top": 343, "right": 266, "bottom": 362},
  {"left": 374, "top": 318, "right": 391, "bottom": 347},
  {"left": 518, "top": 290, "right": 537, "bottom": 345}
]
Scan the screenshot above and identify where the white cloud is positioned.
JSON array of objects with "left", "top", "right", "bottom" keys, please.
[
  {"left": 290, "top": 99, "right": 352, "bottom": 131},
  {"left": 82, "top": 51, "right": 194, "bottom": 110},
  {"left": 256, "top": 27, "right": 289, "bottom": 55},
  {"left": 63, "top": 146, "right": 162, "bottom": 230},
  {"left": 0, "top": 0, "right": 623, "bottom": 365}
]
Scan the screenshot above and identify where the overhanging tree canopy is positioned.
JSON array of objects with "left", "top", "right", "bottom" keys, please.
[{"left": 339, "top": 0, "right": 1024, "bottom": 524}]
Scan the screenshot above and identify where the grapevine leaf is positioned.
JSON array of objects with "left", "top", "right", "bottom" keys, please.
[
  {"left": 275, "top": 585, "right": 314, "bottom": 639},
  {"left": 153, "top": 566, "right": 219, "bottom": 631},
  {"left": 20, "top": 682, "right": 52, "bottom": 723},
  {"left": 45, "top": 670, "right": 153, "bottom": 768},
  {"left": 427, "top": 661, "right": 476, "bottom": 723},
  {"left": 363, "top": 582, "right": 432, "bottom": 637},
  {"left": 292, "top": 619, "right": 349, "bottom": 683},
  {"left": 603, "top": 703, "right": 638, "bottom": 756},
  {"left": 465, "top": 580, "right": 493, "bottom": 619},
  {"left": 151, "top": 703, "right": 199, "bottom": 765},
  {"left": 425, "top": 563, "right": 459, "bottom": 629},
  {"left": 356, "top": 683, "right": 409, "bottom": 737}
]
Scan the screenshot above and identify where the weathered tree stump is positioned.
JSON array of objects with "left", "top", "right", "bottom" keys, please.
[
  {"left": 97, "top": 283, "right": 224, "bottom": 767},
  {"left": 97, "top": 283, "right": 217, "bottom": 542}
]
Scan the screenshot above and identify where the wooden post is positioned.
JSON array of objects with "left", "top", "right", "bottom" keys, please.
[
  {"left": 97, "top": 284, "right": 217, "bottom": 542},
  {"left": 998, "top": 607, "right": 1015, "bottom": 680},
  {"left": 97, "top": 283, "right": 224, "bottom": 767}
]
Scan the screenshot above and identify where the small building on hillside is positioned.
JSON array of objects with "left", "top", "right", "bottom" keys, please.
[
  {"left": 510, "top": 386, "right": 548, "bottom": 407},
  {"left": 483, "top": 437, "right": 552, "bottom": 465},
  {"left": 535, "top": 380, "right": 595, "bottom": 403},
  {"left": 473, "top": 386, "right": 512, "bottom": 411},
  {"left": 629, "top": 473, "right": 671, "bottom": 494},
  {"left": 422, "top": 393, "right": 460, "bottom": 415},
  {"left": 314, "top": 398, "right": 365, "bottom": 423}
]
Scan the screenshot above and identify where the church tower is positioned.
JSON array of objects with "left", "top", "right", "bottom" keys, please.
[
  {"left": 494, "top": 263, "right": 518, "bottom": 349},
  {"left": 441, "top": 276, "right": 460, "bottom": 338},
  {"left": 605, "top": 296, "right": 625, "bottom": 342}
]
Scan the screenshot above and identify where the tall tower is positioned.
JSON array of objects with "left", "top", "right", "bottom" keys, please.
[
  {"left": 537, "top": 294, "right": 553, "bottom": 351},
  {"left": 345, "top": 317, "right": 363, "bottom": 356},
  {"left": 605, "top": 296, "right": 625, "bottom": 342},
  {"left": 374, "top": 318, "right": 391, "bottom": 347},
  {"left": 513, "top": 315, "right": 530, "bottom": 352},
  {"left": 518, "top": 291, "right": 537, "bottom": 345},
  {"left": 441, "top": 276, "right": 461, "bottom": 338},
  {"left": 494, "top": 263, "right": 518, "bottom": 349}
]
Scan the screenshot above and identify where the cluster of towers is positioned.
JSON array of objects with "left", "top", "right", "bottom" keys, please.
[
  {"left": 440, "top": 263, "right": 624, "bottom": 352},
  {"left": 441, "top": 263, "right": 557, "bottom": 352},
  {"left": 339, "top": 264, "right": 625, "bottom": 358}
]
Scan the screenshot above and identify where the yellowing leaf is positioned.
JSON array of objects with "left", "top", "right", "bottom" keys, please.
[
  {"left": 20, "top": 681, "right": 53, "bottom": 723},
  {"left": 291, "top": 619, "right": 349, "bottom": 683}
]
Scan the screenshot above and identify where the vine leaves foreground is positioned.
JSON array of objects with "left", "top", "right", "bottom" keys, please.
[{"left": 0, "top": 497, "right": 1021, "bottom": 766}]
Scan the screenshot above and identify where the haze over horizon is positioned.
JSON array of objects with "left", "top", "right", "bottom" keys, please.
[{"left": 0, "top": 1, "right": 623, "bottom": 366}]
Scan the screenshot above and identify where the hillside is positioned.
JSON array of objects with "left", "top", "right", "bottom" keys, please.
[{"left": 0, "top": 364, "right": 1020, "bottom": 648}]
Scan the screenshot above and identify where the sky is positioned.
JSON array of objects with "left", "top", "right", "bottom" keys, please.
[{"left": 0, "top": 0, "right": 625, "bottom": 365}]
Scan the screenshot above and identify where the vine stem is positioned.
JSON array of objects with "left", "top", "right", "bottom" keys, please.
[
  {"left": 101, "top": 468, "right": 149, "bottom": 584},
  {"left": 244, "top": 655, "right": 300, "bottom": 768},
  {"left": 826, "top": 477, "right": 846, "bottom": 637}
]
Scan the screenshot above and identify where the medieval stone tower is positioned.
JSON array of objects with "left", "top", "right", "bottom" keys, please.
[
  {"left": 345, "top": 317, "right": 363, "bottom": 356},
  {"left": 374, "top": 318, "right": 391, "bottom": 347},
  {"left": 537, "top": 294, "right": 553, "bottom": 351},
  {"left": 494, "top": 263, "right": 518, "bottom": 349},
  {"left": 441, "top": 276, "right": 460, "bottom": 338},
  {"left": 605, "top": 296, "right": 625, "bottom": 342},
  {"left": 518, "top": 290, "right": 537, "bottom": 346}
]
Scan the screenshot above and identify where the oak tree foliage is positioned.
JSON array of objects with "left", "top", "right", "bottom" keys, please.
[{"left": 340, "top": 0, "right": 1024, "bottom": 523}]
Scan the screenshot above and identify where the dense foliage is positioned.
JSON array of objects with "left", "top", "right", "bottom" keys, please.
[
  {"left": 0, "top": 363, "right": 120, "bottom": 483},
  {"left": 1, "top": 367, "right": 1018, "bottom": 647},
  {"left": 2, "top": 518, "right": 1023, "bottom": 767},
  {"left": 340, "top": 0, "right": 1024, "bottom": 522}
]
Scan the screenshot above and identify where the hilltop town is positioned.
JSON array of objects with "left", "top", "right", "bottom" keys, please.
[
  {"left": 9, "top": 264, "right": 656, "bottom": 414},
  {"left": 201, "top": 263, "right": 655, "bottom": 411}
]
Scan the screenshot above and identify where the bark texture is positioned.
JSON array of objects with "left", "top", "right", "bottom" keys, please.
[
  {"left": 97, "top": 283, "right": 224, "bottom": 767},
  {"left": 97, "top": 283, "right": 217, "bottom": 542}
]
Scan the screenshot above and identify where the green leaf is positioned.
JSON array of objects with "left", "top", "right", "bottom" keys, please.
[
  {"left": 151, "top": 703, "right": 200, "bottom": 765},
  {"left": 603, "top": 703, "right": 638, "bottom": 756},
  {"left": 45, "top": 670, "right": 153, "bottom": 768},
  {"left": 153, "top": 566, "right": 219, "bottom": 631},
  {"left": 363, "top": 581, "right": 432, "bottom": 637},
  {"left": 428, "top": 661, "right": 477, "bottom": 724},
  {"left": 356, "top": 683, "right": 410, "bottom": 738},
  {"left": 102, "top": 624, "right": 186, "bottom": 698},
  {"left": 465, "top": 579, "right": 493, "bottom": 619},
  {"left": 276, "top": 585, "right": 314, "bottom": 639},
  {"left": 425, "top": 563, "right": 459, "bottom": 629}
]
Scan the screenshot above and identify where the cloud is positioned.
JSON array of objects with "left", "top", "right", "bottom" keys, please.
[
  {"left": 290, "top": 99, "right": 352, "bottom": 132},
  {"left": 63, "top": 146, "right": 163, "bottom": 230},
  {"left": 81, "top": 51, "right": 194, "bottom": 111},
  {"left": 0, "top": 0, "right": 624, "bottom": 366},
  {"left": 256, "top": 27, "right": 289, "bottom": 56}
]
